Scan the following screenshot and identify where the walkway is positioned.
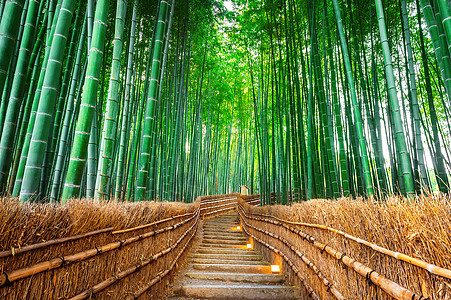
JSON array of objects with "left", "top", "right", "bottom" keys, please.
[{"left": 168, "top": 211, "right": 300, "bottom": 299}]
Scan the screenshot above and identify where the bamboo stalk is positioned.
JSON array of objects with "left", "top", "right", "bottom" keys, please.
[{"left": 0, "top": 227, "right": 113, "bottom": 258}]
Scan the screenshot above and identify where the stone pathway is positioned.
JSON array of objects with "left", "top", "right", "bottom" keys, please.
[{"left": 168, "top": 211, "right": 300, "bottom": 299}]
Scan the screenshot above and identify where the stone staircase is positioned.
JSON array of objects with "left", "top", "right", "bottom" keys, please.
[{"left": 168, "top": 212, "right": 300, "bottom": 299}]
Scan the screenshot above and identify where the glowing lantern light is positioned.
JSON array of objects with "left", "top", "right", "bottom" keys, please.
[
  {"left": 271, "top": 265, "right": 280, "bottom": 273},
  {"left": 246, "top": 243, "right": 252, "bottom": 249}
]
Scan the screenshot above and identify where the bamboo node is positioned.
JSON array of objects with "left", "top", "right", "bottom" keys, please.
[
  {"left": 95, "top": 245, "right": 102, "bottom": 255},
  {"left": 118, "top": 240, "right": 125, "bottom": 249},
  {"left": 59, "top": 256, "right": 68, "bottom": 266},
  {"left": 0, "top": 273, "right": 11, "bottom": 287},
  {"left": 327, "top": 282, "right": 333, "bottom": 291},
  {"left": 339, "top": 252, "right": 346, "bottom": 269},
  {"left": 366, "top": 269, "right": 375, "bottom": 286},
  {"left": 320, "top": 244, "right": 327, "bottom": 254}
]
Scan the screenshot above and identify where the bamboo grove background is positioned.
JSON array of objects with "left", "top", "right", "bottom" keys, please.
[{"left": 0, "top": 0, "right": 450, "bottom": 203}]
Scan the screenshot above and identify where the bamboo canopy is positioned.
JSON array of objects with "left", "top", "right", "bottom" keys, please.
[{"left": 0, "top": 0, "right": 449, "bottom": 203}]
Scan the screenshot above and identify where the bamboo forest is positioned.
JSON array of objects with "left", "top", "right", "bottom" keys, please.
[
  {"left": 3, "top": 0, "right": 451, "bottom": 299},
  {"left": 0, "top": 0, "right": 450, "bottom": 204}
]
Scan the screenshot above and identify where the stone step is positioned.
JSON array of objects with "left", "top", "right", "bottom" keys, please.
[
  {"left": 202, "top": 238, "right": 246, "bottom": 245},
  {"left": 199, "top": 243, "right": 244, "bottom": 248},
  {"left": 193, "top": 253, "right": 262, "bottom": 261},
  {"left": 202, "top": 229, "right": 241, "bottom": 235},
  {"left": 206, "top": 219, "right": 238, "bottom": 222},
  {"left": 202, "top": 236, "right": 245, "bottom": 242},
  {"left": 204, "top": 221, "right": 238, "bottom": 225},
  {"left": 204, "top": 225, "right": 239, "bottom": 228},
  {"left": 206, "top": 220, "right": 238, "bottom": 224},
  {"left": 203, "top": 227, "right": 241, "bottom": 232},
  {"left": 193, "top": 263, "right": 271, "bottom": 273},
  {"left": 203, "top": 225, "right": 238, "bottom": 230},
  {"left": 192, "top": 258, "right": 266, "bottom": 265},
  {"left": 196, "top": 248, "right": 255, "bottom": 255},
  {"left": 185, "top": 272, "right": 285, "bottom": 284},
  {"left": 203, "top": 231, "right": 242, "bottom": 234},
  {"left": 204, "top": 219, "right": 238, "bottom": 223},
  {"left": 202, "top": 229, "right": 240, "bottom": 234},
  {"left": 177, "top": 283, "right": 300, "bottom": 300},
  {"left": 202, "top": 233, "right": 244, "bottom": 239},
  {"left": 204, "top": 221, "right": 238, "bottom": 224},
  {"left": 206, "top": 215, "right": 237, "bottom": 219}
]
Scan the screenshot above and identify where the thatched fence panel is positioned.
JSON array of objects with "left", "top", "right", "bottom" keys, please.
[
  {"left": 238, "top": 195, "right": 451, "bottom": 300},
  {"left": 0, "top": 193, "right": 249, "bottom": 299}
]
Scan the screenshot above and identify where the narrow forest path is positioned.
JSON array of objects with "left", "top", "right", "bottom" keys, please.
[{"left": 168, "top": 211, "right": 300, "bottom": 299}]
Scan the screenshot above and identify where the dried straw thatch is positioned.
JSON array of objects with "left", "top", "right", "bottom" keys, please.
[
  {"left": 239, "top": 194, "right": 451, "bottom": 299},
  {"left": 0, "top": 197, "right": 198, "bottom": 299}
]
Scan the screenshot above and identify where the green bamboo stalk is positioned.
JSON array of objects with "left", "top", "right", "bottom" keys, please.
[
  {"left": 401, "top": 0, "right": 428, "bottom": 191},
  {"left": 0, "top": 0, "right": 26, "bottom": 101},
  {"left": 306, "top": 3, "right": 314, "bottom": 200},
  {"left": 375, "top": 0, "right": 415, "bottom": 196},
  {"left": 20, "top": 0, "right": 77, "bottom": 201},
  {"left": 420, "top": 0, "right": 451, "bottom": 101},
  {"left": 62, "top": 0, "right": 110, "bottom": 201},
  {"left": 0, "top": 0, "right": 39, "bottom": 192},
  {"left": 50, "top": 15, "right": 87, "bottom": 201},
  {"left": 115, "top": 0, "right": 138, "bottom": 200},
  {"left": 135, "top": 0, "right": 170, "bottom": 201},
  {"left": 95, "top": 0, "right": 127, "bottom": 198},
  {"left": 331, "top": 0, "right": 374, "bottom": 197}
]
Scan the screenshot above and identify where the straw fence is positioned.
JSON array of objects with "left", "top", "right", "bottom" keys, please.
[
  {"left": 0, "top": 193, "right": 252, "bottom": 299},
  {"left": 9, "top": 192, "right": 446, "bottom": 299},
  {"left": 238, "top": 194, "right": 451, "bottom": 300}
]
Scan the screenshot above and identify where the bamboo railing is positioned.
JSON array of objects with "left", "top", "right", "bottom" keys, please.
[
  {"left": 70, "top": 212, "right": 200, "bottom": 300},
  {"left": 238, "top": 204, "right": 344, "bottom": 300},
  {"left": 0, "top": 227, "right": 114, "bottom": 258},
  {"left": 0, "top": 208, "right": 200, "bottom": 287},
  {"left": 0, "top": 193, "right": 258, "bottom": 299},
  {"left": 237, "top": 197, "right": 443, "bottom": 300},
  {"left": 248, "top": 211, "right": 451, "bottom": 280}
]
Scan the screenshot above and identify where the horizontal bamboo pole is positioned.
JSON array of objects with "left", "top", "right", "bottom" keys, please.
[
  {"left": 196, "top": 193, "right": 240, "bottom": 203},
  {"left": 200, "top": 197, "right": 237, "bottom": 206},
  {"left": 238, "top": 204, "right": 426, "bottom": 300},
  {"left": 0, "top": 209, "right": 200, "bottom": 287},
  {"left": 245, "top": 207, "right": 451, "bottom": 280},
  {"left": 70, "top": 213, "right": 199, "bottom": 300},
  {"left": 112, "top": 207, "right": 199, "bottom": 235},
  {"left": 237, "top": 206, "right": 344, "bottom": 300},
  {"left": 0, "top": 227, "right": 113, "bottom": 259},
  {"left": 245, "top": 198, "right": 260, "bottom": 203},
  {"left": 200, "top": 201, "right": 235, "bottom": 212},
  {"left": 202, "top": 206, "right": 236, "bottom": 218}
]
